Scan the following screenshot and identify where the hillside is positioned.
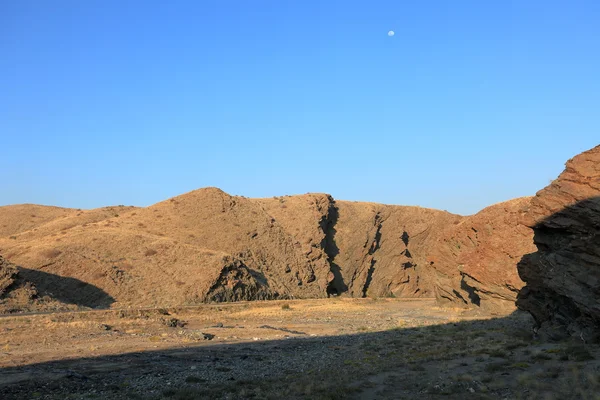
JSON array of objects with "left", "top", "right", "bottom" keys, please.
[
  {"left": 0, "top": 186, "right": 536, "bottom": 312},
  {"left": 0, "top": 255, "right": 79, "bottom": 313}
]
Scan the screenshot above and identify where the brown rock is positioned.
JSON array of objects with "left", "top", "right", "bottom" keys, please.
[
  {"left": 331, "top": 201, "right": 458, "bottom": 299},
  {"left": 430, "top": 197, "right": 535, "bottom": 311},
  {"left": 0, "top": 183, "right": 549, "bottom": 313},
  {"left": 0, "top": 255, "right": 19, "bottom": 297},
  {"left": 517, "top": 145, "right": 600, "bottom": 341}
]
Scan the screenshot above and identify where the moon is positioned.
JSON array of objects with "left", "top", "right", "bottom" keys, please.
[{"left": 388, "top": 30, "right": 395, "bottom": 37}]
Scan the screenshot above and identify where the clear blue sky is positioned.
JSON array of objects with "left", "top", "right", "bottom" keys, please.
[{"left": 1, "top": 1, "right": 598, "bottom": 215}]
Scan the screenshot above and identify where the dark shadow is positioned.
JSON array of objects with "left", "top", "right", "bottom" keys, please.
[
  {"left": 459, "top": 275, "right": 481, "bottom": 307},
  {"left": 17, "top": 267, "right": 115, "bottom": 309},
  {"left": 323, "top": 202, "right": 348, "bottom": 296},
  {"left": 401, "top": 261, "right": 414, "bottom": 269},
  {"left": 362, "top": 260, "right": 376, "bottom": 298},
  {"left": 516, "top": 196, "right": 600, "bottom": 341},
  {"left": 401, "top": 230, "right": 409, "bottom": 247},
  {"left": 361, "top": 213, "right": 383, "bottom": 297}
]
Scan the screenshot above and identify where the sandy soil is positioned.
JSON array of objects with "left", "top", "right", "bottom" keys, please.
[{"left": 1, "top": 298, "right": 598, "bottom": 399}]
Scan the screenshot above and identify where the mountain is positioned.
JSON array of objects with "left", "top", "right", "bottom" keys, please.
[{"left": 0, "top": 185, "right": 538, "bottom": 312}]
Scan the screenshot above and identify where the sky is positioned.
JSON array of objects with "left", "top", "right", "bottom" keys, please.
[{"left": 1, "top": 1, "right": 598, "bottom": 215}]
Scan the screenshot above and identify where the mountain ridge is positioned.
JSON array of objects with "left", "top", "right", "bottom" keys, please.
[{"left": 0, "top": 186, "right": 537, "bottom": 313}]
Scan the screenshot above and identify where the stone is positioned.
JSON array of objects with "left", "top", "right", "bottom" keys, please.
[{"left": 517, "top": 145, "right": 600, "bottom": 342}]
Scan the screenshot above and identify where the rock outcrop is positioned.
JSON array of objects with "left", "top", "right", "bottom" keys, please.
[
  {"left": 0, "top": 186, "right": 535, "bottom": 312},
  {"left": 13, "top": 152, "right": 600, "bottom": 313},
  {"left": 0, "top": 255, "right": 78, "bottom": 313},
  {"left": 0, "top": 255, "right": 19, "bottom": 297},
  {"left": 431, "top": 197, "right": 535, "bottom": 312},
  {"left": 517, "top": 145, "right": 600, "bottom": 341},
  {"left": 257, "top": 195, "right": 463, "bottom": 299},
  {"left": 329, "top": 201, "right": 459, "bottom": 299}
]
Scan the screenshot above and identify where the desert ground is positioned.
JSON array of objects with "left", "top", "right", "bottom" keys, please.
[
  {"left": 1, "top": 298, "right": 599, "bottom": 400},
  {"left": 1, "top": 145, "right": 599, "bottom": 399}
]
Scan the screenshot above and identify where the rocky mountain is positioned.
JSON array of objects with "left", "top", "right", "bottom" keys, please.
[
  {"left": 430, "top": 197, "right": 536, "bottom": 311},
  {"left": 517, "top": 145, "right": 600, "bottom": 341},
  {"left": 0, "top": 184, "right": 539, "bottom": 313},
  {"left": 7, "top": 145, "right": 600, "bottom": 314}
]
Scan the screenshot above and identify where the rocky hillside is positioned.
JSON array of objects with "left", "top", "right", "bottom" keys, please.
[
  {"left": 0, "top": 182, "right": 540, "bottom": 313},
  {"left": 13, "top": 143, "right": 600, "bottom": 313},
  {"left": 0, "top": 255, "right": 78, "bottom": 313},
  {"left": 430, "top": 197, "right": 536, "bottom": 311},
  {"left": 517, "top": 145, "right": 600, "bottom": 341},
  {"left": 257, "top": 194, "right": 535, "bottom": 310},
  {"left": 256, "top": 195, "right": 461, "bottom": 299}
]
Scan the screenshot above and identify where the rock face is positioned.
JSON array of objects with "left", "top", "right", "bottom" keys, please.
[
  {"left": 257, "top": 195, "right": 463, "bottom": 300},
  {"left": 0, "top": 184, "right": 546, "bottom": 312},
  {"left": 328, "top": 201, "right": 457, "bottom": 299},
  {"left": 257, "top": 195, "right": 534, "bottom": 310},
  {"left": 0, "top": 255, "right": 19, "bottom": 297},
  {"left": 517, "top": 145, "right": 600, "bottom": 341},
  {"left": 430, "top": 197, "right": 535, "bottom": 311}
]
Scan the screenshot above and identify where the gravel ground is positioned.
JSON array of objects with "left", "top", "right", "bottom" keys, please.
[{"left": 1, "top": 299, "right": 599, "bottom": 400}]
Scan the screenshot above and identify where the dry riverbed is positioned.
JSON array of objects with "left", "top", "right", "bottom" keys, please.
[{"left": 1, "top": 298, "right": 599, "bottom": 399}]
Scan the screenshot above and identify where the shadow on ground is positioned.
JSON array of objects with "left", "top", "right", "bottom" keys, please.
[{"left": 1, "top": 310, "right": 598, "bottom": 400}]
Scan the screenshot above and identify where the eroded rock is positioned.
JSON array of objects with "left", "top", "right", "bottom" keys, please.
[
  {"left": 430, "top": 197, "right": 535, "bottom": 312},
  {"left": 517, "top": 145, "right": 600, "bottom": 341}
]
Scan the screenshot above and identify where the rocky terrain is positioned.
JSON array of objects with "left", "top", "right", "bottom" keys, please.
[
  {"left": 0, "top": 255, "right": 77, "bottom": 314},
  {"left": 1, "top": 299, "right": 598, "bottom": 400},
  {"left": 517, "top": 145, "right": 600, "bottom": 342},
  {"left": 0, "top": 146, "right": 598, "bottom": 322},
  {"left": 430, "top": 197, "right": 535, "bottom": 311},
  {"left": 0, "top": 191, "right": 534, "bottom": 314},
  {"left": 1, "top": 145, "right": 600, "bottom": 400}
]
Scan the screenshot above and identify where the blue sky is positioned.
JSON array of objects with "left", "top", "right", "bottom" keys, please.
[{"left": 1, "top": 1, "right": 598, "bottom": 215}]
